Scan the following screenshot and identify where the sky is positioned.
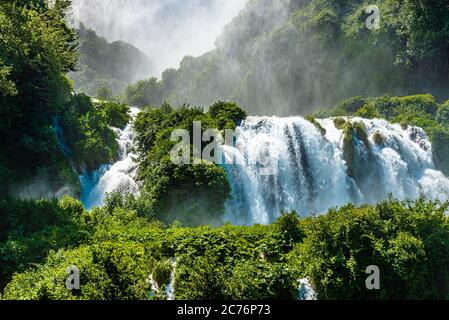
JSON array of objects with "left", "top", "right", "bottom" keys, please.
[{"left": 72, "top": 0, "right": 249, "bottom": 76}]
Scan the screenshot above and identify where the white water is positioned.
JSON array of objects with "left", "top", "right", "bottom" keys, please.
[
  {"left": 80, "top": 107, "right": 140, "bottom": 209},
  {"left": 78, "top": 111, "right": 449, "bottom": 223},
  {"left": 297, "top": 278, "right": 317, "bottom": 300},
  {"left": 148, "top": 258, "right": 177, "bottom": 300},
  {"left": 222, "top": 116, "right": 449, "bottom": 225}
]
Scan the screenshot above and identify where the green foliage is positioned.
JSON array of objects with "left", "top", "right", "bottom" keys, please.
[
  {"left": 290, "top": 197, "right": 449, "bottom": 300},
  {"left": 4, "top": 197, "right": 449, "bottom": 300},
  {"left": 175, "top": 250, "right": 227, "bottom": 300},
  {"left": 333, "top": 118, "right": 347, "bottom": 130},
  {"left": 208, "top": 101, "right": 247, "bottom": 130},
  {"left": 131, "top": 102, "right": 246, "bottom": 225},
  {"left": 151, "top": 259, "right": 172, "bottom": 288},
  {"left": 342, "top": 121, "right": 370, "bottom": 177},
  {"left": 431, "top": 128, "right": 449, "bottom": 176},
  {"left": 59, "top": 94, "right": 130, "bottom": 171},
  {"left": 226, "top": 260, "right": 297, "bottom": 300},
  {"left": 0, "top": 1, "right": 129, "bottom": 194},
  {"left": 355, "top": 104, "right": 382, "bottom": 119},
  {"left": 125, "top": 78, "right": 163, "bottom": 107},
  {"left": 3, "top": 241, "right": 152, "bottom": 300},
  {"left": 0, "top": 0, "right": 78, "bottom": 193},
  {"left": 69, "top": 24, "right": 152, "bottom": 98},
  {"left": 275, "top": 211, "right": 305, "bottom": 252},
  {"left": 0, "top": 196, "right": 89, "bottom": 290},
  {"left": 96, "top": 100, "right": 131, "bottom": 130}
]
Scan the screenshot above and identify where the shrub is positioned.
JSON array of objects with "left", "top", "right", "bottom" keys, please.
[
  {"left": 333, "top": 117, "right": 347, "bottom": 130},
  {"left": 208, "top": 101, "right": 247, "bottom": 130},
  {"left": 290, "top": 198, "right": 449, "bottom": 300}
]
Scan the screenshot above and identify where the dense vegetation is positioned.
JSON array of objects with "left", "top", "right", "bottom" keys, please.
[
  {"left": 122, "top": 101, "right": 247, "bottom": 225},
  {"left": 3, "top": 195, "right": 449, "bottom": 300},
  {"left": 124, "top": 0, "right": 449, "bottom": 115},
  {"left": 0, "top": 0, "right": 131, "bottom": 198},
  {"left": 3, "top": 0, "right": 449, "bottom": 301},
  {"left": 0, "top": 0, "right": 78, "bottom": 196},
  {"left": 69, "top": 24, "right": 153, "bottom": 99}
]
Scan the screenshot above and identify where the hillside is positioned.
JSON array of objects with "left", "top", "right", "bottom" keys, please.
[
  {"left": 69, "top": 24, "right": 153, "bottom": 98},
  {"left": 133, "top": 0, "right": 449, "bottom": 115}
]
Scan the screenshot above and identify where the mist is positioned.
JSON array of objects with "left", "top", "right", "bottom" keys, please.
[{"left": 72, "top": 0, "right": 249, "bottom": 76}]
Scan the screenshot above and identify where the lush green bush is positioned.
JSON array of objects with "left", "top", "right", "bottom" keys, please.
[
  {"left": 130, "top": 102, "right": 246, "bottom": 225},
  {"left": 125, "top": 78, "right": 163, "bottom": 107},
  {"left": 289, "top": 197, "right": 449, "bottom": 300},
  {"left": 96, "top": 100, "right": 131, "bottom": 130},
  {"left": 4, "top": 197, "right": 449, "bottom": 300},
  {"left": 208, "top": 101, "right": 247, "bottom": 130},
  {"left": 2, "top": 242, "right": 152, "bottom": 300},
  {"left": 59, "top": 94, "right": 130, "bottom": 171},
  {"left": 0, "top": 196, "right": 89, "bottom": 290}
]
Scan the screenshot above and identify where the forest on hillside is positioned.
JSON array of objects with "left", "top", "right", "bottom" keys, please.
[
  {"left": 1, "top": 0, "right": 449, "bottom": 301},
  {"left": 123, "top": 0, "right": 449, "bottom": 116}
]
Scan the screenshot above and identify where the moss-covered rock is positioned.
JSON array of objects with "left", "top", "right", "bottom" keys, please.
[
  {"left": 342, "top": 121, "right": 370, "bottom": 179},
  {"left": 373, "top": 131, "right": 386, "bottom": 146},
  {"left": 333, "top": 118, "right": 347, "bottom": 130},
  {"left": 305, "top": 115, "right": 326, "bottom": 135}
]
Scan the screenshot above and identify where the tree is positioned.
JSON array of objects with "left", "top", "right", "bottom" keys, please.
[
  {"left": 96, "top": 87, "right": 113, "bottom": 100},
  {"left": 125, "top": 77, "right": 163, "bottom": 107},
  {"left": 0, "top": 0, "right": 78, "bottom": 190}
]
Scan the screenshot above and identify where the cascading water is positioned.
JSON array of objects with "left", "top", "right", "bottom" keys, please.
[
  {"left": 80, "top": 107, "right": 140, "bottom": 209},
  {"left": 223, "top": 116, "right": 449, "bottom": 225},
  {"left": 297, "top": 278, "right": 317, "bottom": 300},
  {"left": 52, "top": 116, "right": 72, "bottom": 158},
  {"left": 77, "top": 108, "right": 449, "bottom": 224}
]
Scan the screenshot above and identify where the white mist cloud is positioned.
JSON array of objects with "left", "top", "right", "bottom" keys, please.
[{"left": 72, "top": 0, "right": 249, "bottom": 76}]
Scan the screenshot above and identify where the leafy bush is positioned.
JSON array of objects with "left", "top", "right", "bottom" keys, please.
[
  {"left": 208, "top": 101, "right": 247, "bottom": 130},
  {"left": 0, "top": 196, "right": 88, "bottom": 290},
  {"left": 125, "top": 78, "right": 163, "bottom": 107},
  {"left": 59, "top": 94, "right": 130, "bottom": 171},
  {"left": 132, "top": 102, "right": 246, "bottom": 225},
  {"left": 5, "top": 197, "right": 449, "bottom": 300},
  {"left": 290, "top": 197, "right": 449, "bottom": 300}
]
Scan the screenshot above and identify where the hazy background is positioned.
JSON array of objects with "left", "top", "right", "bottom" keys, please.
[{"left": 73, "top": 0, "right": 249, "bottom": 76}]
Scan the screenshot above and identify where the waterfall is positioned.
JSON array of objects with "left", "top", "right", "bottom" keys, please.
[
  {"left": 52, "top": 116, "right": 72, "bottom": 158},
  {"left": 80, "top": 107, "right": 140, "bottom": 209},
  {"left": 223, "top": 116, "right": 449, "bottom": 225},
  {"left": 297, "top": 278, "right": 317, "bottom": 301}
]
